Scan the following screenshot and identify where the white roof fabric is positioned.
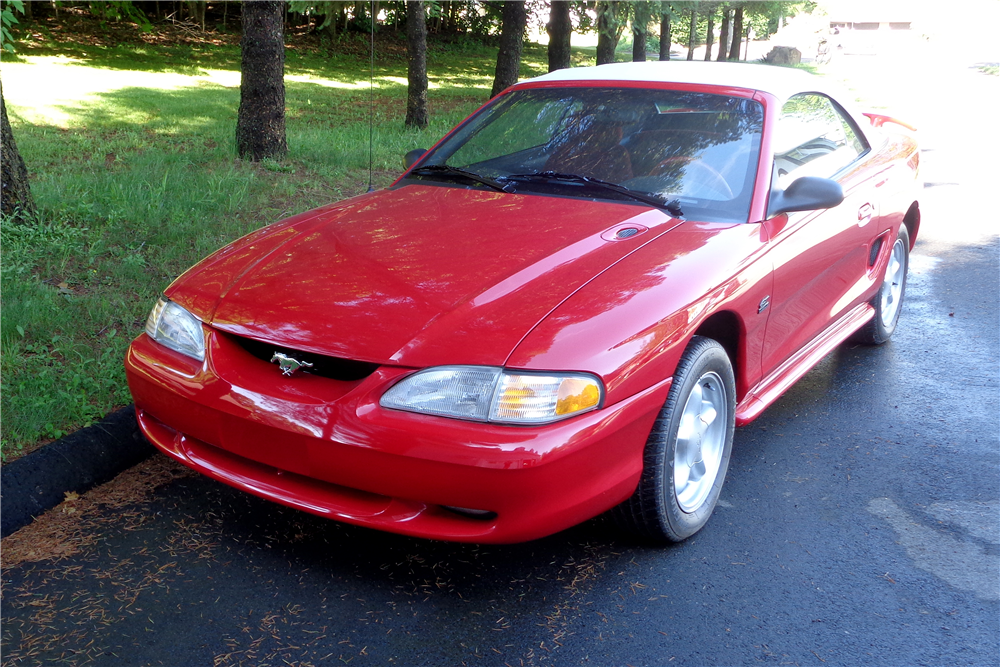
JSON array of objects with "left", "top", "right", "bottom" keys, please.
[{"left": 519, "top": 61, "right": 838, "bottom": 105}]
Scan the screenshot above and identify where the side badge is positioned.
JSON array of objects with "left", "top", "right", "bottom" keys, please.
[
  {"left": 271, "top": 352, "right": 314, "bottom": 377},
  {"left": 758, "top": 295, "right": 771, "bottom": 314}
]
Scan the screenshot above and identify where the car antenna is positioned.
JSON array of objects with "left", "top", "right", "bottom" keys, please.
[{"left": 367, "top": 0, "right": 375, "bottom": 193}]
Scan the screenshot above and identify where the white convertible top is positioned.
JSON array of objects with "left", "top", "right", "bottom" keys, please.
[{"left": 521, "top": 61, "right": 837, "bottom": 104}]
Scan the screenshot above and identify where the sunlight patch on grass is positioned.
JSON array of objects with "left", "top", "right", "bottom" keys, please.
[
  {"left": 4, "top": 58, "right": 234, "bottom": 127},
  {"left": 286, "top": 73, "right": 394, "bottom": 90}
]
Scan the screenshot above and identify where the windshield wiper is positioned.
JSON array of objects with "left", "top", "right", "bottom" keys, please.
[
  {"left": 408, "top": 165, "right": 509, "bottom": 193},
  {"left": 501, "top": 171, "right": 683, "bottom": 217}
]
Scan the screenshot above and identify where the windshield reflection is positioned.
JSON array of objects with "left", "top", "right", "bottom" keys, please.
[{"left": 414, "top": 87, "right": 764, "bottom": 223}]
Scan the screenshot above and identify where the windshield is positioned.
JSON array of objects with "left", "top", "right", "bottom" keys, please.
[{"left": 408, "top": 87, "right": 764, "bottom": 223}]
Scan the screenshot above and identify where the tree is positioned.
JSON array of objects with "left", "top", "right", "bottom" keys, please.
[
  {"left": 596, "top": 1, "right": 625, "bottom": 66},
  {"left": 742, "top": 2, "right": 806, "bottom": 43},
  {"left": 491, "top": 1, "right": 526, "bottom": 98},
  {"left": 405, "top": 0, "right": 428, "bottom": 128},
  {"left": 632, "top": 1, "right": 652, "bottom": 62},
  {"left": 547, "top": 0, "right": 571, "bottom": 72},
  {"left": 1, "top": 0, "right": 35, "bottom": 219},
  {"left": 686, "top": 3, "right": 697, "bottom": 61},
  {"left": 186, "top": 1, "right": 207, "bottom": 30},
  {"left": 1, "top": 80, "right": 34, "bottom": 219},
  {"left": 717, "top": 6, "right": 730, "bottom": 61},
  {"left": 236, "top": 1, "right": 287, "bottom": 161},
  {"left": 703, "top": 4, "right": 715, "bottom": 60},
  {"left": 659, "top": 2, "right": 673, "bottom": 61},
  {"left": 728, "top": 4, "right": 743, "bottom": 61}
]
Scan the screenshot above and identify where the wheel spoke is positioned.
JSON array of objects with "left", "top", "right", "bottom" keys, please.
[
  {"left": 675, "top": 429, "right": 696, "bottom": 467},
  {"left": 687, "top": 458, "right": 706, "bottom": 484},
  {"left": 699, "top": 403, "right": 717, "bottom": 430}
]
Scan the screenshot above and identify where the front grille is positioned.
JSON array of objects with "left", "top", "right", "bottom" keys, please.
[{"left": 231, "top": 334, "right": 380, "bottom": 382}]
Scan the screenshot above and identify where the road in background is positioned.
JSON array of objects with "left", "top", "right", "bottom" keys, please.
[{"left": 3, "top": 40, "right": 998, "bottom": 667}]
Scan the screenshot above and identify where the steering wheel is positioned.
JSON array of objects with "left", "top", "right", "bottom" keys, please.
[{"left": 655, "top": 157, "right": 733, "bottom": 199}]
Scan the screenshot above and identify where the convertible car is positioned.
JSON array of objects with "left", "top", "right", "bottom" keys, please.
[{"left": 126, "top": 62, "right": 920, "bottom": 544}]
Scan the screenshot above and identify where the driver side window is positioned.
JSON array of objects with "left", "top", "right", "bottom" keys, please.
[{"left": 773, "top": 93, "right": 866, "bottom": 187}]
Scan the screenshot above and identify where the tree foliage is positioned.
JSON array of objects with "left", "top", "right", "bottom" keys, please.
[
  {"left": 85, "top": 1, "right": 152, "bottom": 30},
  {"left": 1, "top": 0, "right": 23, "bottom": 53}
]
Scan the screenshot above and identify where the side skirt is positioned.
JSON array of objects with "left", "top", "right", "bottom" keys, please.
[{"left": 735, "top": 302, "right": 875, "bottom": 426}]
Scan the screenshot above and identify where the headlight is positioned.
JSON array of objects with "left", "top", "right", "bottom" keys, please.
[
  {"left": 144, "top": 297, "right": 206, "bottom": 361},
  {"left": 380, "top": 366, "right": 603, "bottom": 425}
]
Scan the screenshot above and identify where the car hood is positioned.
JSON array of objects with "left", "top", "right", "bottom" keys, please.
[{"left": 168, "top": 184, "right": 680, "bottom": 368}]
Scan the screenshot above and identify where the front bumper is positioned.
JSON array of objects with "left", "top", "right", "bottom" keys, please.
[{"left": 125, "top": 330, "right": 670, "bottom": 543}]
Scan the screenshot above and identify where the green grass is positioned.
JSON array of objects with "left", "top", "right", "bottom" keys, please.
[{"left": 0, "top": 30, "right": 561, "bottom": 460}]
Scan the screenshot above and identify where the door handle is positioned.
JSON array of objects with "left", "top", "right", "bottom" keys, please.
[{"left": 858, "top": 203, "right": 874, "bottom": 226}]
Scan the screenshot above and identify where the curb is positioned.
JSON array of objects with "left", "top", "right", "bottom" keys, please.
[{"left": 1, "top": 405, "right": 154, "bottom": 538}]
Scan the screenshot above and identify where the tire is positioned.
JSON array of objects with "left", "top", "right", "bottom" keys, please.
[
  {"left": 613, "top": 336, "right": 736, "bottom": 543},
  {"left": 854, "top": 225, "right": 910, "bottom": 345}
]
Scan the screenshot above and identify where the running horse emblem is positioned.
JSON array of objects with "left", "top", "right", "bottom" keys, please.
[{"left": 270, "top": 352, "right": 314, "bottom": 377}]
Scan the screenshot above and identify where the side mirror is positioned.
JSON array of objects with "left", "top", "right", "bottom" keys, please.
[
  {"left": 404, "top": 148, "right": 428, "bottom": 170},
  {"left": 767, "top": 176, "right": 845, "bottom": 217}
]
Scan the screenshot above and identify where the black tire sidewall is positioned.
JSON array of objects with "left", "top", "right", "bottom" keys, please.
[{"left": 656, "top": 338, "right": 736, "bottom": 541}]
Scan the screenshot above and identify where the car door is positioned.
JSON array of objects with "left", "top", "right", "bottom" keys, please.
[{"left": 759, "top": 93, "right": 882, "bottom": 377}]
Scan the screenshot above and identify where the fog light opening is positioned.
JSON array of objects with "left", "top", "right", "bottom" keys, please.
[{"left": 443, "top": 506, "right": 497, "bottom": 521}]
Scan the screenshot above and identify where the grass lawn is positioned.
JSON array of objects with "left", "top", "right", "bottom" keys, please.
[{"left": 0, "top": 16, "right": 603, "bottom": 460}]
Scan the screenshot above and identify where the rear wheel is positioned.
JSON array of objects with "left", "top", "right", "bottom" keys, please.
[
  {"left": 854, "top": 225, "right": 910, "bottom": 344},
  {"left": 613, "top": 336, "right": 735, "bottom": 543}
]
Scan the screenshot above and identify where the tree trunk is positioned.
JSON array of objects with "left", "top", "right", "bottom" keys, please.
[
  {"left": 405, "top": 0, "right": 428, "bottom": 128},
  {"left": 596, "top": 1, "right": 621, "bottom": 65},
  {"left": 1, "top": 82, "right": 36, "bottom": 219},
  {"left": 442, "top": 0, "right": 452, "bottom": 31},
  {"left": 632, "top": 1, "right": 649, "bottom": 62},
  {"left": 491, "top": 1, "right": 526, "bottom": 97},
  {"left": 236, "top": 1, "right": 286, "bottom": 161},
  {"left": 686, "top": 5, "right": 697, "bottom": 60},
  {"left": 703, "top": 10, "right": 714, "bottom": 60},
  {"left": 659, "top": 3, "right": 671, "bottom": 61},
  {"left": 717, "top": 8, "right": 729, "bottom": 61},
  {"left": 728, "top": 6, "right": 743, "bottom": 61},
  {"left": 186, "top": 1, "right": 206, "bottom": 30},
  {"left": 547, "top": 0, "right": 571, "bottom": 72}
]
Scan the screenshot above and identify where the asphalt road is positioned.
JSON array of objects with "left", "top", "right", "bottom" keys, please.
[{"left": 2, "top": 55, "right": 997, "bottom": 667}]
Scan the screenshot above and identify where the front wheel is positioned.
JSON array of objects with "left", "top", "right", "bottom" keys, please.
[
  {"left": 854, "top": 225, "right": 910, "bottom": 345},
  {"left": 613, "top": 336, "right": 736, "bottom": 543}
]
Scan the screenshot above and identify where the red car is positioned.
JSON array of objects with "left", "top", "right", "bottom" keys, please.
[{"left": 126, "top": 62, "right": 920, "bottom": 544}]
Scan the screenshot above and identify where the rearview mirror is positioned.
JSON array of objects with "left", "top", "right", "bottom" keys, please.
[
  {"left": 767, "top": 176, "right": 844, "bottom": 217},
  {"left": 404, "top": 148, "right": 428, "bottom": 170}
]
